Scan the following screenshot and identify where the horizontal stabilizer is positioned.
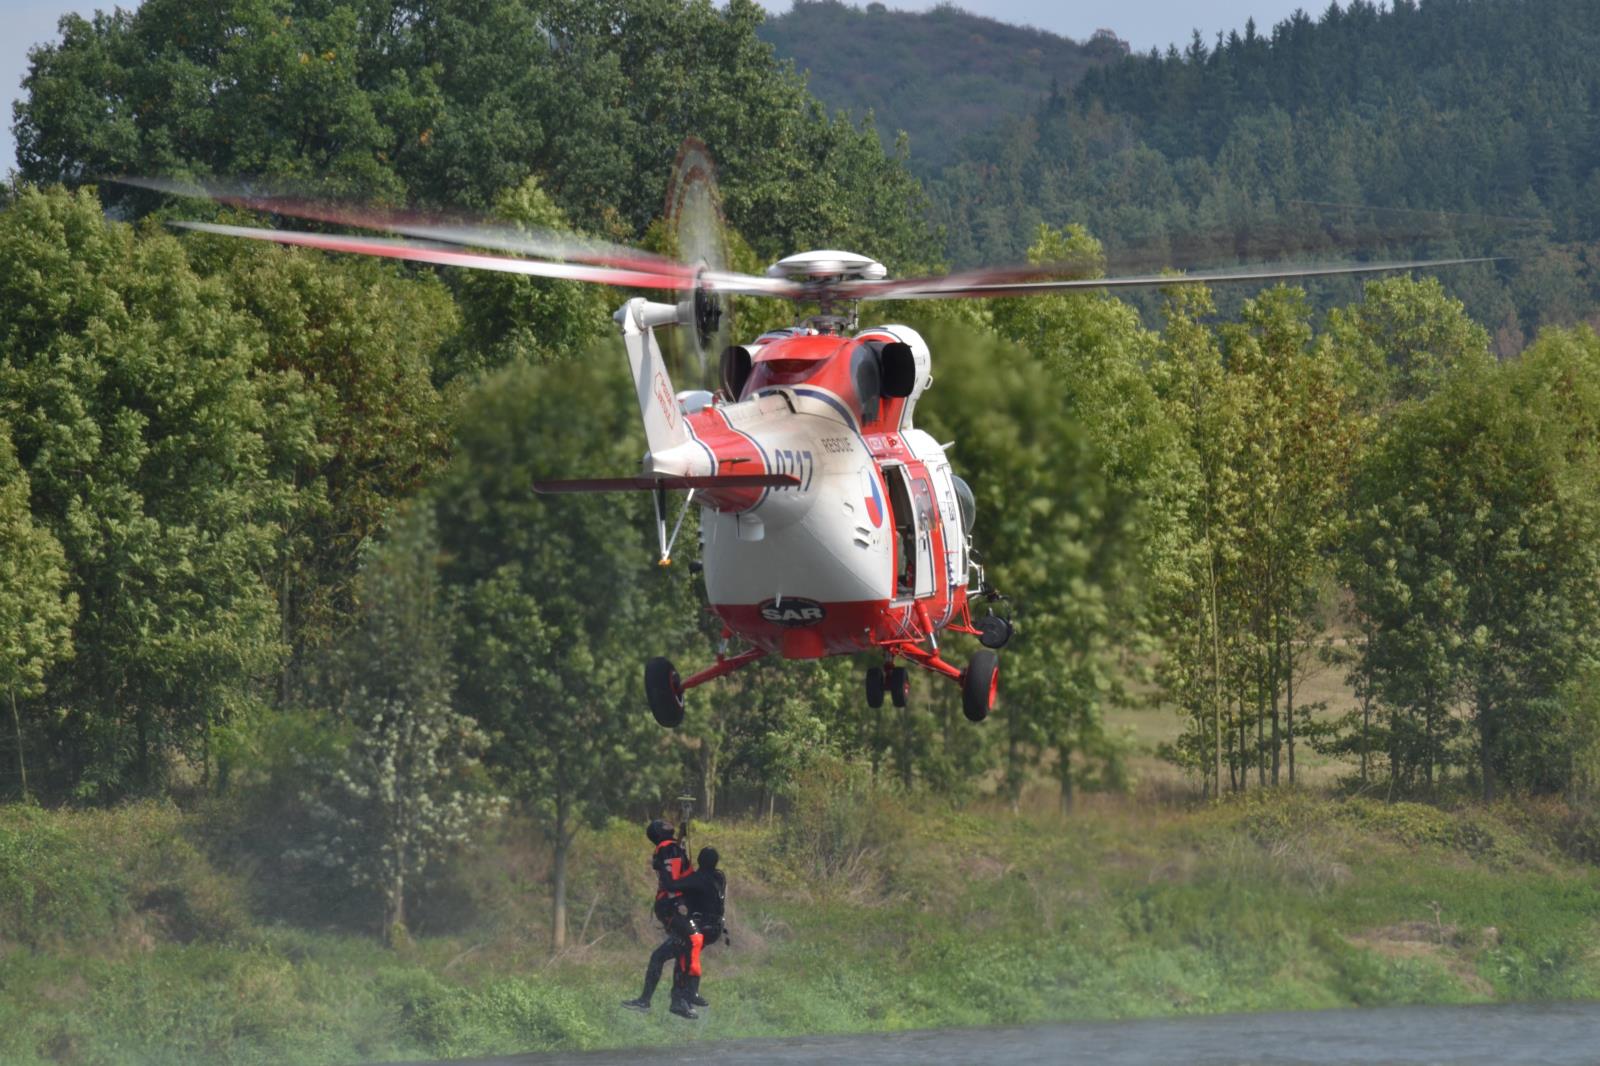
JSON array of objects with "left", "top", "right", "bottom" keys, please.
[{"left": 532, "top": 474, "right": 800, "bottom": 494}]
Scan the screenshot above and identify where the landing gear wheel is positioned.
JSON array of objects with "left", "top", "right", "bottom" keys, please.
[
  {"left": 865, "top": 666, "right": 885, "bottom": 709},
  {"left": 978, "top": 614, "right": 1014, "bottom": 650},
  {"left": 962, "top": 650, "right": 998, "bottom": 723},
  {"left": 887, "top": 666, "right": 909, "bottom": 708},
  {"left": 645, "top": 657, "right": 685, "bottom": 728}
]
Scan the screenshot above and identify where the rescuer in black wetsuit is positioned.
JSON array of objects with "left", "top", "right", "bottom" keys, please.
[
  {"left": 661, "top": 846, "right": 727, "bottom": 1010},
  {"left": 621, "top": 820, "right": 699, "bottom": 1018}
]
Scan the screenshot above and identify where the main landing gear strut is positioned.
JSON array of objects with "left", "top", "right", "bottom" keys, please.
[
  {"left": 644, "top": 646, "right": 768, "bottom": 729},
  {"left": 645, "top": 592, "right": 1011, "bottom": 729},
  {"left": 868, "top": 643, "right": 998, "bottom": 723}
]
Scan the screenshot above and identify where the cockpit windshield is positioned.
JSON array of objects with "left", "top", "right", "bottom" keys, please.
[{"left": 952, "top": 475, "right": 976, "bottom": 534}]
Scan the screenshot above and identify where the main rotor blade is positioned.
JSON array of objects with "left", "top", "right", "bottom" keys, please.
[
  {"left": 121, "top": 176, "right": 691, "bottom": 278},
  {"left": 832, "top": 258, "right": 1103, "bottom": 300},
  {"left": 172, "top": 221, "right": 695, "bottom": 289},
  {"left": 847, "top": 256, "right": 1502, "bottom": 301},
  {"left": 169, "top": 221, "right": 804, "bottom": 296}
]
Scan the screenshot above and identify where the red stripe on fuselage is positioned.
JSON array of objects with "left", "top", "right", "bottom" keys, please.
[{"left": 685, "top": 406, "right": 766, "bottom": 512}]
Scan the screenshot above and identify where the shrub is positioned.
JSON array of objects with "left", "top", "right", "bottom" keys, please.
[
  {"left": 0, "top": 806, "right": 122, "bottom": 946},
  {"left": 776, "top": 757, "right": 911, "bottom": 887}
]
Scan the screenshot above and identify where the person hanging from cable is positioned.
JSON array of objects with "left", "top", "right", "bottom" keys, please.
[
  {"left": 621, "top": 818, "right": 698, "bottom": 1018},
  {"left": 659, "top": 845, "right": 727, "bottom": 1012}
]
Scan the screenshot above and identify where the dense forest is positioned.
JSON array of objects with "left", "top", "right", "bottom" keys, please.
[
  {"left": 764, "top": 0, "right": 1600, "bottom": 349},
  {"left": 4, "top": 0, "right": 1600, "bottom": 961}
]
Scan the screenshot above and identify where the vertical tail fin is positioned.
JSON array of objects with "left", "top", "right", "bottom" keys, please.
[{"left": 616, "top": 298, "right": 690, "bottom": 455}]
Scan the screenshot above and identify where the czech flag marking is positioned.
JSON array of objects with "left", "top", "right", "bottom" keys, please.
[{"left": 864, "top": 469, "right": 885, "bottom": 528}]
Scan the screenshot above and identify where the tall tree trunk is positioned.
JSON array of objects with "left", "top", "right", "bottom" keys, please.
[
  {"left": 1256, "top": 661, "right": 1267, "bottom": 788},
  {"left": 1424, "top": 685, "right": 1436, "bottom": 791},
  {"left": 1208, "top": 555, "right": 1224, "bottom": 801},
  {"left": 1479, "top": 695, "right": 1497, "bottom": 803},
  {"left": 136, "top": 703, "right": 151, "bottom": 792},
  {"left": 1286, "top": 649, "right": 1297, "bottom": 786},
  {"left": 384, "top": 865, "right": 406, "bottom": 947},
  {"left": 1270, "top": 640, "right": 1282, "bottom": 787},
  {"left": 899, "top": 703, "right": 914, "bottom": 790},
  {"left": 279, "top": 564, "right": 294, "bottom": 708},
  {"left": 1360, "top": 685, "right": 1372, "bottom": 785},
  {"left": 1239, "top": 700, "right": 1249, "bottom": 792},
  {"left": 10, "top": 686, "right": 28, "bottom": 803},
  {"left": 700, "top": 740, "right": 718, "bottom": 821},
  {"left": 551, "top": 794, "right": 570, "bottom": 952},
  {"left": 1007, "top": 710, "right": 1023, "bottom": 813},
  {"left": 1057, "top": 740, "right": 1074, "bottom": 813}
]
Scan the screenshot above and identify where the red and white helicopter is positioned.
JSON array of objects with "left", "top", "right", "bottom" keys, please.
[{"left": 127, "top": 161, "right": 1490, "bottom": 727}]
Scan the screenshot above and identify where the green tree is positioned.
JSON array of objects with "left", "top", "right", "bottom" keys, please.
[
  {"left": 186, "top": 226, "right": 457, "bottom": 703},
  {"left": 1149, "top": 284, "right": 1242, "bottom": 796},
  {"left": 435, "top": 352, "right": 679, "bottom": 951},
  {"left": 0, "top": 186, "right": 293, "bottom": 798},
  {"left": 1323, "top": 276, "right": 1493, "bottom": 412},
  {"left": 1345, "top": 327, "right": 1600, "bottom": 798},
  {"left": 296, "top": 505, "right": 498, "bottom": 944},
  {"left": 0, "top": 429, "right": 77, "bottom": 802},
  {"left": 915, "top": 315, "right": 1131, "bottom": 810},
  {"left": 984, "top": 225, "right": 1188, "bottom": 806},
  {"left": 1221, "top": 287, "right": 1357, "bottom": 785},
  {"left": 17, "top": 0, "right": 939, "bottom": 272}
]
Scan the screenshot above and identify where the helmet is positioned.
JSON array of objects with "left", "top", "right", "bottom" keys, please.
[
  {"left": 646, "top": 819, "right": 674, "bottom": 844},
  {"left": 697, "top": 846, "right": 719, "bottom": 871}
]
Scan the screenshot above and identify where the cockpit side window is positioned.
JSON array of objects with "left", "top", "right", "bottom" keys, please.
[{"left": 912, "top": 477, "right": 935, "bottom": 528}]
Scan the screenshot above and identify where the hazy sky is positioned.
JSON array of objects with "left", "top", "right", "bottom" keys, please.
[{"left": 2, "top": 0, "right": 1319, "bottom": 172}]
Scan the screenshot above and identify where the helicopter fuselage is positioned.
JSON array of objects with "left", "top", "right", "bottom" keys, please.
[{"left": 638, "top": 320, "right": 992, "bottom": 692}]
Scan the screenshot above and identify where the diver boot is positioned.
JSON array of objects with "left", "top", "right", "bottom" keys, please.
[
  {"left": 668, "top": 995, "right": 699, "bottom": 1020},
  {"left": 622, "top": 972, "right": 658, "bottom": 1012},
  {"left": 686, "top": 975, "right": 709, "bottom": 1008}
]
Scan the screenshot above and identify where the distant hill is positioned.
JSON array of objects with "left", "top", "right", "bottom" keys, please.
[
  {"left": 758, "top": 1, "right": 1127, "bottom": 173},
  {"left": 927, "top": 0, "right": 1600, "bottom": 346}
]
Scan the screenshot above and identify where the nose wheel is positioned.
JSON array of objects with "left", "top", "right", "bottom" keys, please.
[
  {"left": 866, "top": 664, "right": 910, "bottom": 708},
  {"left": 865, "top": 665, "right": 885, "bottom": 708}
]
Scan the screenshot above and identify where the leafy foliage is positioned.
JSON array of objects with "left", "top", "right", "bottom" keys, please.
[
  {"left": 433, "top": 352, "right": 682, "bottom": 947},
  {"left": 294, "top": 506, "right": 499, "bottom": 943},
  {"left": 16, "top": 0, "right": 939, "bottom": 270},
  {"left": 0, "top": 187, "right": 292, "bottom": 799},
  {"left": 1343, "top": 327, "right": 1600, "bottom": 798}
]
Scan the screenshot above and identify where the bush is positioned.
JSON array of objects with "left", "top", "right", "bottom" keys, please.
[
  {"left": 776, "top": 757, "right": 911, "bottom": 887},
  {"left": 0, "top": 802, "right": 248, "bottom": 949},
  {"left": 381, "top": 969, "right": 598, "bottom": 1057},
  {"left": 1334, "top": 799, "right": 1501, "bottom": 859},
  {"left": 0, "top": 806, "right": 122, "bottom": 946}
]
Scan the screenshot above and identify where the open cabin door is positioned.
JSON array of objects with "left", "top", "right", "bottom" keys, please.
[{"left": 884, "top": 463, "right": 935, "bottom": 602}]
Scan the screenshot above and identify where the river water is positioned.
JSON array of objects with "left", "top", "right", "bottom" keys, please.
[{"left": 399, "top": 1001, "right": 1600, "bottom": 1065}]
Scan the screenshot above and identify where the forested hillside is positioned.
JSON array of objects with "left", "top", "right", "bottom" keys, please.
[
  {"left": 756, "top": 1, "right": 1125, "bottom": 172},
  {"left": 927, "top": 0, "right": 1600, "bottom": 345}
]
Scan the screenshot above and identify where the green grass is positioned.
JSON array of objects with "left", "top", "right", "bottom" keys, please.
[{"left": 2, "top": 789, "right": 1599, "bottom": 1064}]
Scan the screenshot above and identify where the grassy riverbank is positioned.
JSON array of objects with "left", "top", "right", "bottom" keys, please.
[{"left": 4, "top": 786, "right": 1600, "bottom": 1064}]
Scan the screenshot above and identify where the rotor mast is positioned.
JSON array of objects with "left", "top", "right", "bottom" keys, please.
[{"left": 767, "top": 250, "right": 887, "bottom": 334}]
